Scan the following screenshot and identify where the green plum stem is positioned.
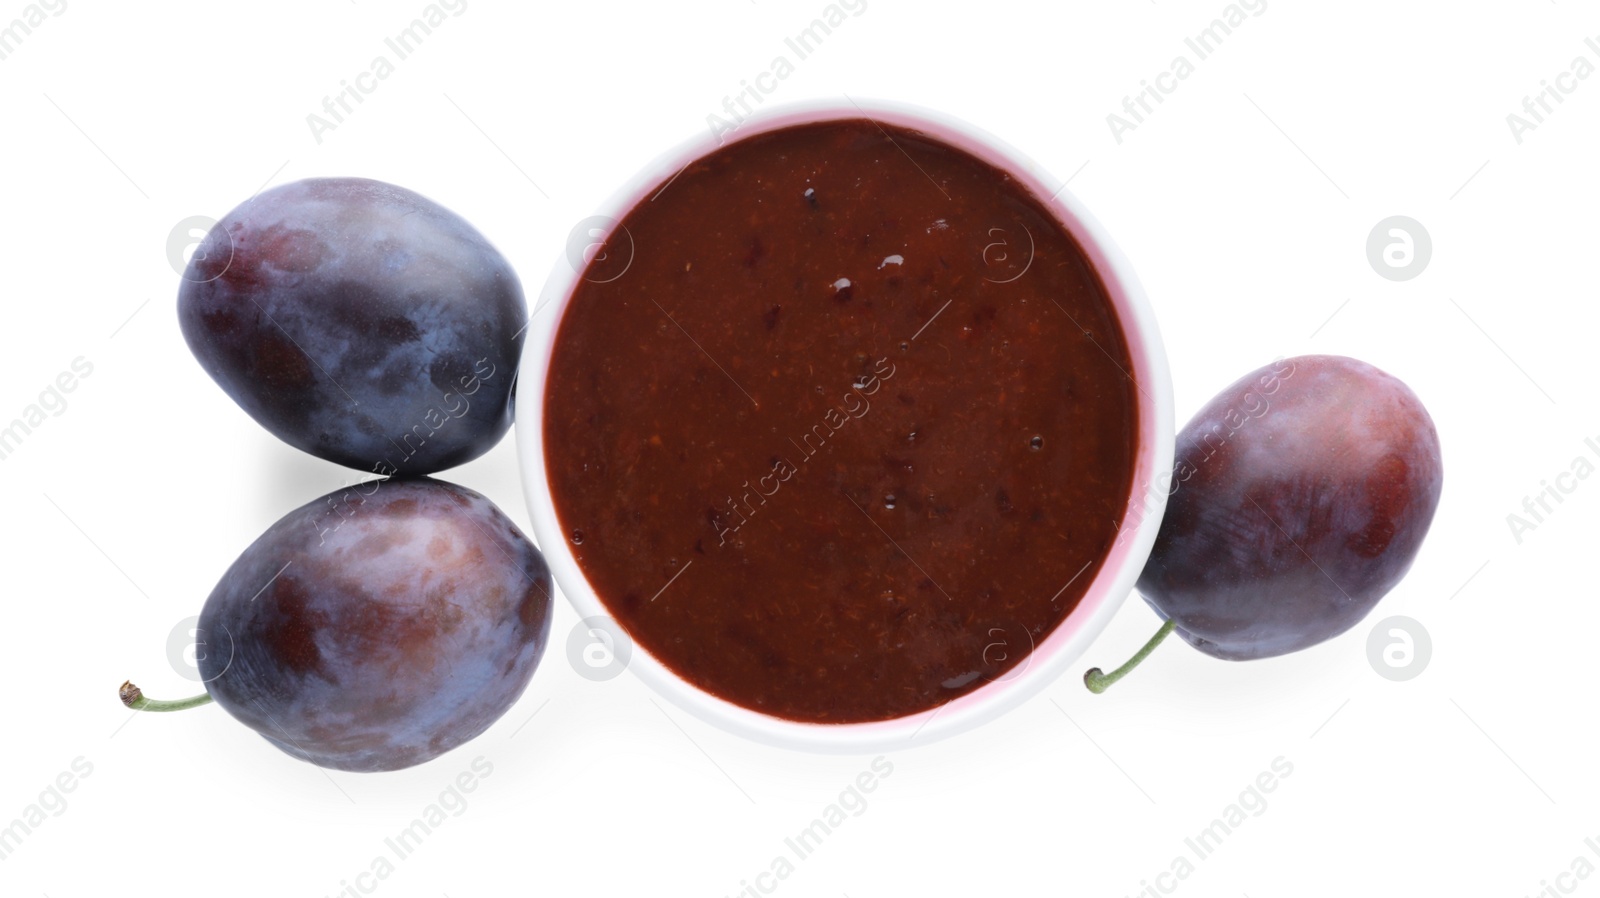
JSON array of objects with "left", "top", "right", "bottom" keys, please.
[
  {"left": 120, "top": 680, "right": 213, "bottom": 712},
  {"left": 1083, "top": 619, "right": 1177, "bottom": 694}
]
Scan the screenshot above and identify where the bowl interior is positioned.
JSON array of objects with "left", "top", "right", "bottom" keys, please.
[{"left": 515, "top": 98, "right": 1173, "bottom": 752}]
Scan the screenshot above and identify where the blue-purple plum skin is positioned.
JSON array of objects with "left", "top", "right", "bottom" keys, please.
[
  {"left": 197, "top": 479, "right": 552, "bottom": 772},
  {"left": 177, "top": 178, "right": 524, "bottom": 475},
  {"left": 1137, "top": 355, "right": 1443, "bottom": 660}
]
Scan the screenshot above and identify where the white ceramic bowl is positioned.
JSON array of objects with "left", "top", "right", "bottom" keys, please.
[{"left": 516, "top": 98, "right": 1173, "bottom": 753}]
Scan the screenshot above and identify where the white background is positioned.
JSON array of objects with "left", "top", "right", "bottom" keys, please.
[{"left": 1, "top": 1, "right": 1595, "bottom": 896}]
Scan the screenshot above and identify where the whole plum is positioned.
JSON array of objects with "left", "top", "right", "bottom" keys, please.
[
  {"left": 193, "top": 478, "right": 552, "bottom": 771},
  {"left": 177, "top": 178, "right": 525, "bottom": 475},
  {"left": 1135, "top": 355, "right": 1443, "bottom": 660}
]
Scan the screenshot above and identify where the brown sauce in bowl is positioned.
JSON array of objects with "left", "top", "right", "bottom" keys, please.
[{"left": 544, "top": 118, "right": 1138, "bottom": 723}]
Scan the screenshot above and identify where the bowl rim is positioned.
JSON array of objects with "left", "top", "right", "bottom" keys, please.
[{"left": 514, "top": 96, "right": 1174, "bottom": 753}]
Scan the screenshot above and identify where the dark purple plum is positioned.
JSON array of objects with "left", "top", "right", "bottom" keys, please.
[
  {"left": 1137, "top": 355, "right": 1442, "bottom": 660},
  {"left": 196, "top": 478, "right": 552, "bottom": 771},
  {"left": 177, "top": 178, "right": 524, "bottom": 475}
]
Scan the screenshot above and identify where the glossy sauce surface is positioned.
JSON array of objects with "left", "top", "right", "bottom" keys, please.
[{"left": 545, "top": 119, "right": 1138, "bottom": 722}]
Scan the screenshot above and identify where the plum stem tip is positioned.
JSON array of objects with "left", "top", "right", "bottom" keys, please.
[
  {"left": 120, "top": 680, "right": 213, "bottom": 712},
  {"left": 1084, "top": 618, "right": 1177, "bottom": 694}
]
